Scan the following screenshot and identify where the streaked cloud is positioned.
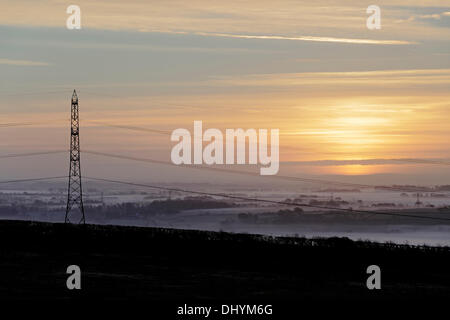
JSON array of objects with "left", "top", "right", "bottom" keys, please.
[
  {"left": 209, "top": 69, "right": 450, "bottom": 88},
  {"left": 0, "top": 58, "right": 50, "bottom": 66},
  {"left": 1, "top": 0, "right": 447, "bottom": 42},
  {"left": 283, "top": 158, "right": 450, "bottom": 166},
  {"left": 1, "top": 1, "right": 450, "bottom": 181},
  {"left": 404, "top": 10, "right": 450, "bottom": 22},
  {"left": 191, "top": 32, "right": 415, "bottom": 45}
]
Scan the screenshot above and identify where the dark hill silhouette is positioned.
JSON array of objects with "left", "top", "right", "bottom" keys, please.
[{"left": 0, "top": 219, "right": 449, "bottom": 308}]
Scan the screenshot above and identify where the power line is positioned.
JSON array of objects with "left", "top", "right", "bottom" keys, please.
[
  {"left": 3, "top": 91, "right": 449, "bottom": 227},
  {"left": 0, "top": 148, "right": 433, "bottom": 193},
  {"left": 85, "top": 121, "right": 450, "bottom": 166},
  {"left": 0, "top": 148, "right": 447, "bottom": 193},
  {"left": 0, "top": 148, "right": 436, "bottom": 192},
  {"left": 1, "top": 174, "right": 448, "bottom": 222},
  {"left": 83, "top": 150, "right": 431, "bottom": 192},
  {"left": 0, "top": 122, "right": 34, "bottom": 128},
  {"left": 3, "top": 119, "right": 450, "bottom": 167},
  {"left": 86, "top": 120, "right": 171, "bottom": 135},
  {"left": 0, "top": 119, "right": 68, "bottom": 128},
  {"left": 84, "top": 176, "right": 450, "bottom": 222},
  {"left": 3, "top": 88, "right": 450, "bottom": 164},
  {"left": 0, "top": 150, "right": 66, "bottom": 159},
  {"left": 1, "top": 89, "right": 71, "bottom": 97},
  {"left": 0, "top": 176, "right": 67, "bottom": 184}
]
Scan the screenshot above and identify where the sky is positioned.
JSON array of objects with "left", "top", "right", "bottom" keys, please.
[{"left": 1, "top": 0, "right": 450, "bottom": 185}]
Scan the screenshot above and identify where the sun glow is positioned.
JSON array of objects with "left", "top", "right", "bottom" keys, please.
[{"left": 330, "top": 164, "right": 376, "bottom": 175}]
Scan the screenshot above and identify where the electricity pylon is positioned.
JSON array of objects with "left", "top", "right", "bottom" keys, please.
[{"left": 65, "top": 90, "right": 86, "bottom": 224}]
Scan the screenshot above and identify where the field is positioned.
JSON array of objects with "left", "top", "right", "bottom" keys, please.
[{"left": 0, "top": 219, "right": 449, "bottom": 309}]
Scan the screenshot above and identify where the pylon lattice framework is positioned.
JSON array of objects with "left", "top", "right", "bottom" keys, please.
[{"left": 65, "top": 90, "right": 86, "bottom": 224}]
